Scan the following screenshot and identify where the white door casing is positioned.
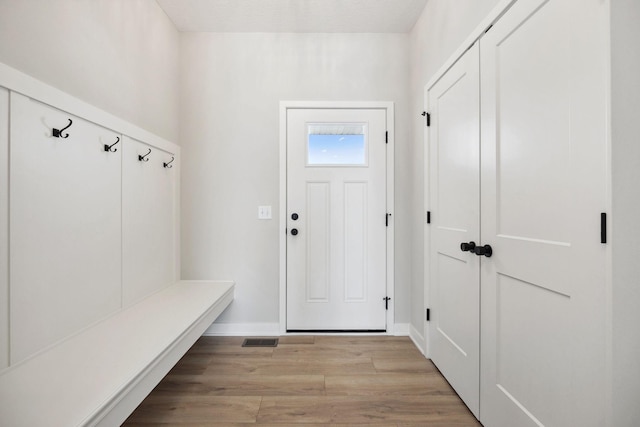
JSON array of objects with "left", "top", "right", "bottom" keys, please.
[
  {"left": 479, "top": 0, "right": 608, "bottom": 425},
  {"left": 427, "top": 42, "right": 481, "bottom": 417},
  {"left": 283, "top": 105, "right": 392, "bottom": 331}
]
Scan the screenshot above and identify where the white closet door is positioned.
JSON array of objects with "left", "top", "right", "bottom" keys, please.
[
  {"left": 479, "top": 0, "right": 608, "bottom": 425},
  {"left": 9, "top": 93, "right": 122, "bottom": 363},
  {"left": 122, "top": 137, "right": 175, "bottom": 306},
  {"left": 427, "top": 42, "right": 480, "bottom": 417},
  {"left": 0, "top": 88, "right": 8, "bottom": 370}
]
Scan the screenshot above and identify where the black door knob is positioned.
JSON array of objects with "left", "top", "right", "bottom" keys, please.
[
  {"left": 291, "top": 213, "right": 299, "bottom": 220},
  {"left": 460, "top": 241, "right": 476, "bottom": 252},
  {"left": 473, "top": 244, "right": 493, "bottom": 257},
  {"left": 291, "top": 228, "right": 298, "bottom": 236}
]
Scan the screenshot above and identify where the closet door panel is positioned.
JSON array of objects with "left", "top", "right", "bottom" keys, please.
[
  {"left": 0, "top": 88, "right": 8, "bottom": 370},
  {"left": 9, "top": 93, "right": 122, "bottom": 363},
  {"left": 427, "top": 42, "right": 480, "bottom": 417},
  {"left": 122, "top": 137, "right": 175, "bottom": 306},
  {"left": 479, "top": 0, "right": 608, "bottom": 426}
]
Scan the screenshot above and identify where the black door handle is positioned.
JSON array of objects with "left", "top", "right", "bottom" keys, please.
[
  {"left": 473, "top": 244, "right": 493, "bottom": 257},
  {"left": 460, "top": 241, "right": 476, "bottom": 252},
  {"left": 291, "top": 228, "right": 298, "bottom": 236}
]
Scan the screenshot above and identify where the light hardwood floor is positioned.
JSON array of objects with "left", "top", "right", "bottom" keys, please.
[{"left": 123, "top": 335, "right": 482, "bottom": 426}]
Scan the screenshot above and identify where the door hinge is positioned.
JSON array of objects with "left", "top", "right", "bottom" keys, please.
[
  {"left": 385, "top": 131, "right": 388, "bottom": 144},
  {"left": 601, "top": 212, "right": 607, "bottom": 244},
  {"left": 421, "top": 111, "right": 431, "bottom": 127},
  {"left": 426, "top": 211, "right": 431, "bottom": 224},
  {"left": 384, "top": 296, "right": 391, "bottom": 310},
  {"left": 485, "top": 24, "right": 493, "bottom": 33},
  {"left": 386, "top": 213, "right": 392, "bottom": 227},
  {"left": 426, "top": 308, "right": 430, "bottom": 321}
]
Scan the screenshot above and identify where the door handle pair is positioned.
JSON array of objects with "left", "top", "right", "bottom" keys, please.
[{"left": 460, "top": 241, "right": 493, "bottom": 257}]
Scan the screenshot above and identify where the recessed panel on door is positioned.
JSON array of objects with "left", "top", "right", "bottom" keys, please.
[
  {"left": 344, "top": 182, "right": 367, "bottom": 302},
  {"left": 305, "top": 181, "right": 330, "bottom": 302},
  {"left": 494, "top": 274, "right": 571, "bottom": 416}
]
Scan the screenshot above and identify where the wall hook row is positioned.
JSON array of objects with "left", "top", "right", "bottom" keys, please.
[
  {"left": 104, "top": 136, "right": 120, "bottom": 153},
  {"left": 52, "top": 118, "right": 73, "bottom": 138},
  {"left": 163, "top": 156, "right": 174, "bottom": 168},
  {"left": 138, "top": 148, "right": 151, "bottom": 162}
]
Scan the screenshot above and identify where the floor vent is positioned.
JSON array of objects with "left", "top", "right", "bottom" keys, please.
[{"left": 242, "top": 338, "right": 279, "bottom": 347}]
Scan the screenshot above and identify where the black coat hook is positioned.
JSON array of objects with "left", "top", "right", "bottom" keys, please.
[
  {"left": 52, "top": 118, "right": 73, "bottom": 138},
  {"left": 163, "top": 156, "right": 175, "bottom": 169},
  {"left": 104, "top": 136, "right": 120, "bottom": 153},
  {"left": 138, "top": 148, "right": 151, "bottom": 162}
]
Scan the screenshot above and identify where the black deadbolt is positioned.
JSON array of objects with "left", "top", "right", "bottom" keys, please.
[
  {"left": 291, "top": 213, "right": 299, "bottom": 220},
  {"left": 291, "top": 228, "right": 298, "bottom": 236}
]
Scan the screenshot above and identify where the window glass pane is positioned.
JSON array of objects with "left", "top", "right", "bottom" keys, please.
[{"left": 307, "top": 124, "right": 366, "bottom": 166}]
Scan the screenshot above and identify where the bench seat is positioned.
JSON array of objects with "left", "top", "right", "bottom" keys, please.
[{"left": 0, "top": 280, "right": 234, "bottom": 427}]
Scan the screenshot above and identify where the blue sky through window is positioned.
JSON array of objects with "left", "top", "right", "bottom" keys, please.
[{"left": 308, "top": 133, "right": 365, "bottom": 165}]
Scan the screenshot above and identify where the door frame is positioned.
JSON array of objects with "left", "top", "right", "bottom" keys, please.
[{"left": 279, "top": 101, "right": 395, "bottom": 334}]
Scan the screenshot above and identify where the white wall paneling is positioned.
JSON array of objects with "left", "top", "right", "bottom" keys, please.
[
  {"left": 0, "top": 87, "right": 8, "bottom": 370},
  {"left": 0, "top": 62, "right": 181, "bottom": 368},
  {"left": 0, "top": 62, "right": 177, "bottom": 156},
  {"left": 122, "top": 137, "right": 177, "bottom": 307},
  {"left": 9, "top": 93, "right": 123, "bottom": 363}
]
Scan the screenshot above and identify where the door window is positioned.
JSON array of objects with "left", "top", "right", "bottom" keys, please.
[{"left": 306, "top": 123, "right": 367, "bottom": 166}]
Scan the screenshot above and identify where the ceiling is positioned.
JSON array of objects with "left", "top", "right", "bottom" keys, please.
[{"left": 155, "top": 0, "right": 428, "bottom": 33}]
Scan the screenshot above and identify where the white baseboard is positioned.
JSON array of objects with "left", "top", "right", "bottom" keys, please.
[
  {"left": 392, "top": 323, "right": 410, "bottom": 336},
  {"left": 409, "top": 323, "right": 426, "bottom": 356},
  {"left": 203, "top": 322, "right": 280, "bottom": 336}
]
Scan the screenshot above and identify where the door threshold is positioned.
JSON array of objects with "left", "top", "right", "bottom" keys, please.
[{"left": 287, "top": 329, "right": 386, "bottom": 333}]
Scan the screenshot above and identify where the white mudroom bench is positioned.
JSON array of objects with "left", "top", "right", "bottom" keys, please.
[{"left": 0, "top": 280, "right": 234, "bottom": 427}]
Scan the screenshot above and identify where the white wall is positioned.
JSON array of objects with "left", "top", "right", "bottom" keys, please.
[
  {"left": 408, "top": 0, "right": 501, "bottom": 345},
  {"left": 180, "top": 33, "right": 411, "bottom": 329},
  {"left": 611, "top": 0, "right": 640, "bottom": 424},
  {"left": 0, "top": 0, "right": 180, "bottom": 142}
]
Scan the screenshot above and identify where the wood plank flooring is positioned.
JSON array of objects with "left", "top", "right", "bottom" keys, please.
[{"left": 123, "top": 335, "right": 481, "bottom": 426}]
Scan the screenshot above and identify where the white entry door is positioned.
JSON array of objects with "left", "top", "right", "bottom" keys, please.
[
  {"left": 479, "top": 0, "right": 608, "bottom": 425},
  {"left": 286, "top": 108, "right": 387, "bottom": 331},
  {"left": 427, "top": 42, "right": 480, "bottom": 417}
]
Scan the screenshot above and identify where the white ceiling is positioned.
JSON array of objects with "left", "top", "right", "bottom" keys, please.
[{"left": 156, "top": 0, "right": 428, "bottom": 33}]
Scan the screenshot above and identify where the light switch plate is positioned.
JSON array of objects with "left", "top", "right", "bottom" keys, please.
[{"left": 258, "top": 205, "right": 272, "bottom": 219}]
